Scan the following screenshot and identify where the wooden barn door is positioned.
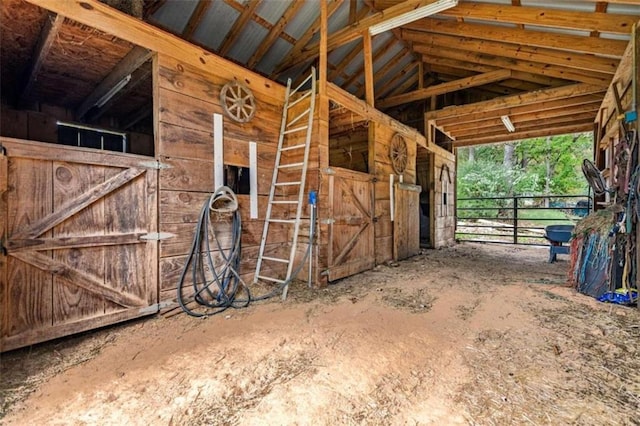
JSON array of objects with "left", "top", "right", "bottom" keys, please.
[
  {"left": 394, "top": 183, "right": 421, "bottom": 261},
  {"left": 0, "top": 139, "right": 158, "bottom": 352},
  {"left": 326, "top": 168, "right": 375, "bottom": 281}
]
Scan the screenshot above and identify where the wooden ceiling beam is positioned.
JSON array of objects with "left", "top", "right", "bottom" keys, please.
[
  {"left": 452, "top": 115, "right": 596, "bottom": 138},
  {"left": 377, "top": 69, "right": 512, "bottom": 108},
  {"left": 426, "top": 83, "right": 606, "bottom": 120},
  {"left": 422, "top": 55, "right": 567, "bottom": 87},
  {"left": 435, "top": 95, "right": 603, "bottom": 127},
  {"left": 415, "top": 45, "right": 611, "bottom": 86},
  {"left": 273, "top": 0, "right": 344, "bottom": 79},
  {"left": 218, "top": 0, "right": 261, "bottom": 56},
  {"left": 449, "top": 102, "right": 601, "bottom": 133},
  {"left": 247, "top": 0, "right": 305, "bottom": 68},
  {"left": 76, "top": 46, "right": 152, "bottom": 120},
  {"left": 453, "top": 122, "right": 594, "bottom": 147},
  {"left": 438, "top": 2, "right": 635, "bottom": 35},
  {"left": 408, "top": 32, "right": 619, "bottom": 75},
  {"left": 403, "top": 18, "right": 628, "bottom": 58},
  {"left": 276, "top": 0, "right": 439, "bottom": 75},
  {"left": 19, "top": 13, "right": 65, "bottom": 106},
  {"left": 182, "top": 0, "right": 211, "bottom": 39}
]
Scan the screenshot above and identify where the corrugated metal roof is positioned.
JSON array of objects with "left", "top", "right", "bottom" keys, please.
[
  {"left": 191, "top": 1, "right": 239, "bottom": 51},
  {"left": 228, "top": 20, "right": 269, "bottom": 64},
  {"left": 255, "top": 0, "right": 292, "bottom": 25},
  {"left": 151, "top": 0, "right": 198, "bottom": 34}
]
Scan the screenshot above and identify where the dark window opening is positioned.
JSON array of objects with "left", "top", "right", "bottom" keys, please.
[
  {"left": 224, "top": 165, "right": 251, "bottom": 195},
  {"left": 57, "top": 121, "right": 127, "bottom": 153}
]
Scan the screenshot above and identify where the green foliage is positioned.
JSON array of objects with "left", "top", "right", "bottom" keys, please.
[{"left": 457, "top": 133, "right": 593, "bottom": 219}]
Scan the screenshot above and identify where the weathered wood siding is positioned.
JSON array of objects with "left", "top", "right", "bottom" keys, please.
[{"left": 155, "top": 54, "right": 289, "bottom": 302}]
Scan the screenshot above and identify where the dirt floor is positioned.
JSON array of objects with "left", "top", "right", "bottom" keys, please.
[{"left": 1, "top": 243, "right": 639, "bottom": 425}]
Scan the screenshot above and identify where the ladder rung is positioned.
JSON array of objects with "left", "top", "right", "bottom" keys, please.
[
  {"left": 287, "top": 108, "right": 311, "bottom": 127},
  {"left": 278, "top": 162, "right": 304, "bottom": 169},
  {"left": 271, "top": 200, "right": 298, "bottom": 204},
  {"left": 283, "top": 125, "right": 308, "bottom": 134},
  {"left": 261, "top": 256, "right": 289, "bottom": 263},
  {"left": 287, "top": 90, "right": 312, "bottom": 108},
  {"left": 291, "top": 73, "right": 314, "bottom": 96},
  {"left": 268, "top": 218, "right": 296, "bottom": 223},
  {"left": 280, "top": 143, "right": 306, "bottom": 151},
  {"left": 257, "top": 275, "right": 286, "bottom": 284},
  {"left": 274, "top": 181, "right": 301, "bottom": 186}
]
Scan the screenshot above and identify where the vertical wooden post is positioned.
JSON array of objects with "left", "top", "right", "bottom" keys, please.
[
  {"left": 363, "top": 30, "right": 374, "bottom": 107},
  {"left": 418, "top": 61, "right": 424, "bottom": 89},
  {"left": 319, "top": 0, "right": 328, "bottom": 98}
]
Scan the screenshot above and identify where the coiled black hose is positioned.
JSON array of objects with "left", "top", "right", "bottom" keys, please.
[{"left": 177, "top": 186, "right": 315, "bottom": 317}]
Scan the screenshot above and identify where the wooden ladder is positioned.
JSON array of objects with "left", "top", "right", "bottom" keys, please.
[{"left": 254, "top": 67, "right": 317, "bottom": 299}]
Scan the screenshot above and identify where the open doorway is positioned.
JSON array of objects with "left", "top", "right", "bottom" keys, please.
[
  {"left": 328, "top": 102, "right": 369, "bottom": 172},
  {"left": 416, "top": 145, "right": 433, "bottom": 248}
]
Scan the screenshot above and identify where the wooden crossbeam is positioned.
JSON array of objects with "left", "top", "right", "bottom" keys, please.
[
  {"left": 377, "top": 69, "right": 512, "bottom": 108},
  {"left": 434, "top": 94, "right": 604, "bottom": 126},
  {"left": 452, "top": 114, "right": 596, "bottom": 138},
  {"left": 247, "top": 0, "right": 305, "bottom": 68},
  {"left": 450, "top": 103, "right": 600, "bottom": 133},
  {"left": 218, "top": 0, "right": 261, "bottom": 56},
  {"left": 415, "top": 45, "right": 611, "bottom": 86},
  {"left": 182, "top": 0, "right": 211, "bottom": 39},
  {"left": 19, "top": 13, "right": 65, "bottom": 106},
  {"left": 426, "top": 83, "right": 606, "bottom": 120},
  {"left": 422, "top": 55, "right": 567, "bottom": 87},
  {"left": 276, "top": 0, "right": 439, "bottom": 74},
  {"left": 404, "top": 18, "right": 628, "bottom": 59},
  {"left": 438, "top": 2, "right": 635, "bottom": 35},
  {"left": 12, "top": 251, "right": 146, "bottom": 308},
  {"left": 407, "top": 32, "right": 619, "bottom": 75},
  {"left": 453, "top": 123, "right": 594, "bottom": 147},
  {"left": 76, "top": 46, "right": 152, "bottom": 120}
]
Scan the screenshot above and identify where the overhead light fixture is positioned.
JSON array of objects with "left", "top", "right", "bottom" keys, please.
[
  {"left": 369, "top": 0, "right": 458, "bottom": 36},
  {"left": 501, "top": 115, "right": 516, "bottom": 133},
  {"left": 95, "top": 74, "right": 132, "bottom": 108}
]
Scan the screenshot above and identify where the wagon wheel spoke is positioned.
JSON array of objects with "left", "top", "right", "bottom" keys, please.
[{"left": 220, "top": 81, "right": 257, "bottom": 123}]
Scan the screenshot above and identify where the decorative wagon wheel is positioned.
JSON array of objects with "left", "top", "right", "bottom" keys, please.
[
  {"left": 220, "top": 81, "right": 256, "bottom": 123},
  {"left": 389, "top": 133, "right": 408, "bottom": 175}
]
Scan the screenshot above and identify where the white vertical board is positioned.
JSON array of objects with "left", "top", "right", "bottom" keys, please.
[
  {"left": 214, "top": 113, "right": 224, "bottom": 190},
  {"left": 250, "top": 141, "right": 258, "bottom": 219},
  {"left": 390, "top": 174, "right": 395, "bottom": 222}
]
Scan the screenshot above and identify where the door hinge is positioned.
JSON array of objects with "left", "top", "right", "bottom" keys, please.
[
  {"left": 138, "top": 301, "right": 174, "bottom": 315},
  {"left": 139, "top": 232, "right": 175, "bottom": 241},
  {"left": 320, "top": 218, "right": 335, "bottom": 224},
  {"left": 371, "top": 177, "right": 378, "bottom": 183},
  {"left": 139, "top": 160, "right": 171, "bottom": 170},
  {"left": 372, "top": 217, "right": 379, "bottom": 223},
  {"left": 321, "top": 167, "right": 335, "bottom": 175}
]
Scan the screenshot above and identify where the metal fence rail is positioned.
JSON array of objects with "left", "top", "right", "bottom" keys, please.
[{"left": 456, "top": 194, "right": 592, "bottom": 246}]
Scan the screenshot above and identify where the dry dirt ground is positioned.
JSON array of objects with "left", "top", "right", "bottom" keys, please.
[{"left": 1, "top": 243, "right": 639, "bottom": 425}]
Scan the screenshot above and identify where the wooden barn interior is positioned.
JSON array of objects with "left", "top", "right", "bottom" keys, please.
[{"left": 0, "top": 0, "right": 639, "bottom": 351}]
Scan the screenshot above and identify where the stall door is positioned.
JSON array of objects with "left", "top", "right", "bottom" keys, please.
[
  {"left": 394, "top": 182, "right": 421, "bottom": 261},
  {"left": 0, "top": 139, "right": 158, "bottom": 352},
  {"left": 327, "top": 168, "right": 375, "bottom": 281}
]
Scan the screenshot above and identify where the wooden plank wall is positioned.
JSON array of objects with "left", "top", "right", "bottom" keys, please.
[
  {"left": 371, "top": 121, "right": 417, "bottom": 264},
  {"left": 432, "top": 151, "right": 456, "bottom": 247},
  {"left": 155, "top": 54, "right": 290, "bottom": 302}
]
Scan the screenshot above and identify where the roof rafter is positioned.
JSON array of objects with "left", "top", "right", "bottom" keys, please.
[
  {"left": 415, "top": 45, "right": 611, "bottom": 86},
  {"left": 276, "top": 0, "right": 440, "bottom": 75},
  {"left": 19, "top": 13, "right": 65, "bottom": 106},
  {"left": 182, "top": 0, "right": 211, "bottom": 39},
  {"left": 247, "top": 0, "right": 305, "bottom": 69},
  {"left": 218, "top": 0, "right": 261, "bottom": 56},
  {"left": 403, "top": 19, "right": 628, "bottom": 59},
  {"left": 438, "top": 2, "right": 635, "bottom": 34},
  {"left": 377, "top": 69, "right": 513, "bottom": 108},
  {"left": 407, "top": 32, "right": 619, "bottom": 75}
]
